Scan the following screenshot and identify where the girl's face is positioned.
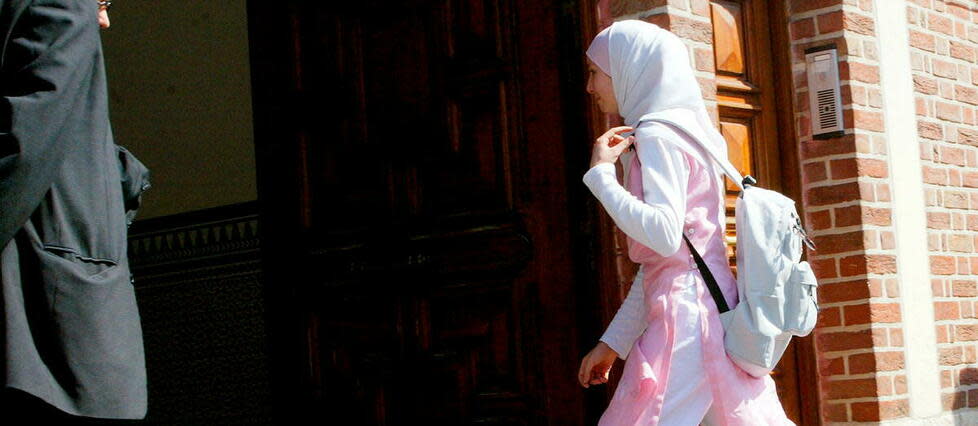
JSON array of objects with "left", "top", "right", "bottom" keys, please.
[{"left": 586, "top": 59, "right": 618, "bottom": 115}]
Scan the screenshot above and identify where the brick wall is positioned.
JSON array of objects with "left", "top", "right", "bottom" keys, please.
[
  {"left": 787, "top": 0, "right": 911, "bottom": 422},
  {"left": 600, "top": 0, "right": 978, "bottom": 423},
  {"left": 906, "top": 0, "right": 978, "bottom": 416}
]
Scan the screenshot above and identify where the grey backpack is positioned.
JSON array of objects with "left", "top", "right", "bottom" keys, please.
[{"left": 638, "top": 113, "right": 820, "bottom": 378}]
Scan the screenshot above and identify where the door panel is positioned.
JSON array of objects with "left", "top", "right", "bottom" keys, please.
[
  {"left": 710, "top": 0, "right": 809, "bottom": 424},
  {"left": 249, "top": 1, "right": 591, "bottom": 424}
]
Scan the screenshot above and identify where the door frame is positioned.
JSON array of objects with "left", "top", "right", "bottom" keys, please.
[{"left": 579, "top": 1, "right": 822, "bottom": 425}]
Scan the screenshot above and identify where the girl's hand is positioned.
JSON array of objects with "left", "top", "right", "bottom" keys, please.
[
  {"left": 590, "top": 126, "right": 635, "bottom": 168},
  {"left": 578, "top": 341, "right": 620, "bottom": 388}
]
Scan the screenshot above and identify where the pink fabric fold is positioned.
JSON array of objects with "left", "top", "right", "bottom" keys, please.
[{"left": 598, "top": 149, "right": 792, "bottom": 426}]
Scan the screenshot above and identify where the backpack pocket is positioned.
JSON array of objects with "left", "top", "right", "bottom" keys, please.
[{"left": 784, "top": 261, "right": 818, "bottom": 336}]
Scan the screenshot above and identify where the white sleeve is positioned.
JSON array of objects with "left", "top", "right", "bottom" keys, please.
[
  {"left": 582, "top": 132, "right": 690, "bottom": 256},
  {"left": 599, "top": 268, "right": 649, "bottom": 360}
]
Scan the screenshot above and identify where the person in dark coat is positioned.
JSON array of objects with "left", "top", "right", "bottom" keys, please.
[{"left": 0, "top": 0, "right": 149, "bottom": 420}]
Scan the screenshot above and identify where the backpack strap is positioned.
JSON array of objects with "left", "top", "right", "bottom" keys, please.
[
  {"left": 683, "top": 234, "right": 730, "bottom": 314},
  {"left": 634, "top": 117, "right": 755, "bottom": 191}
]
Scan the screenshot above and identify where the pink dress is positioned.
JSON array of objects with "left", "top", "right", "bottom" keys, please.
[{"left": 583, "top": 123, "right": 791, "bottom": 425}]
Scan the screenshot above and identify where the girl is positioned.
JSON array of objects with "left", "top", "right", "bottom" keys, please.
[{"left": 575, "top": 20, "right": 793, "bottom": 425}]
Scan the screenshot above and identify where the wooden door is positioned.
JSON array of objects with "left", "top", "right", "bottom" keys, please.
[
  {"left": 248, "top": 1, "right": 595, "bottom": 424},
  {"left": 710, "top": 1, "right": 818, "bottom": 424}
]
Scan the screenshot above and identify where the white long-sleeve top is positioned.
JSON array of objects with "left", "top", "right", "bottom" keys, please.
[{"left": 582, "top": 124, "right": 692, "bottom": 360}]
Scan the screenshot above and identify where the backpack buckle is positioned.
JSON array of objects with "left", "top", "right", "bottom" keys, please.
[
  {"left": 793, "top": 223, "right": 817, "bottom": 251},
  {"left": 742, "top": 175, "right": 757, "bottom": 188}
]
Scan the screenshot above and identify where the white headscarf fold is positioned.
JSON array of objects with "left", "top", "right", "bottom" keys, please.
[{"left": 586, "top": 20, "right": 738, "bottom": 182}]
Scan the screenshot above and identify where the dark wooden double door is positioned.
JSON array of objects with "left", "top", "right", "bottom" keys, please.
[
  {"left": 248, "top": 1, "right": 814, "bottom": 425},
  {"left": 248, "top": 1, "right": 600, "bottom": 424}
]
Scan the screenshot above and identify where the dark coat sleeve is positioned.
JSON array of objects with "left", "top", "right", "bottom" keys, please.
[
  {"left": 0, "top": 0, "right": 102, "bottom": 248},
  {"left": 116, "top": 144, "right": 151, "bottom": 226}
]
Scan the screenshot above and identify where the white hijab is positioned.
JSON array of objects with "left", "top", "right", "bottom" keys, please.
[{"left": 587, "top": 20, "right": 742, "bottom": 186}]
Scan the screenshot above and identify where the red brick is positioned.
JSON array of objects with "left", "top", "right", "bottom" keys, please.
[
  {"left": 916, "top": 97, "right": 928, "bottom": 116},
  {"left": 959, "top": 128, "right": 978, "bottom": 146},
  {"left": 958, "top": 85, "right": 978, "bottom": 105},
  {"left": 951, "top": 168, "right": 963, "bottom": 186},
  {"left": 929, "top": 12, "right": 954, "bottom": 35},
  {"left": 844, "top": 303, "right": 902, "bottom": 325},
  {"left": 930, "top": 212, "right": 951, "bottom": 229},
  {"left": 791, "top": 17, "right": 815, "bottom": 40},
  {"left": 865, "top": 207, "right": 892, "bottom": 226},
  {"left": 791, "top": 0, "right": 841, "bottom": 14},
  {"left": 697, "top": 76, "right": 716, "bottom": 100},
  {"left": 802, "top": 135, "right": 856, "bottom": 158},
  {"left": 881, "top": 279, "right": 896, "bottom": 299},
  {"left": 667, "top": 14, "right": 713, "bottom": 44},
  {"left": 914, "top": 75, "right": 939, "bottom": 94},
  {"left": 964, "top": 300, "right": 977, "bottom": 319},
  {"left": 918, "top": 120, "right": 943, "bottom": 140},
  {"left": 824, "top": 377, "right": 884, "bottom": 399},
  {"left": 937, "top": 101, "right": 962, "bottom": 122},
  {"left": 809, "top": 209, "right": 832, "bottom": 230},
  {"left": 858, "top": 158, "right": 888, "bottom": 178},
  {"left": 932, "top": 256, "right": 957, "bottom": 275},
  {"left": 828, "top": 158, "right": 858, "bottom": 180},
  {"left": 936, "top": 301, "right": 961, "bottom": 321},
  {"left": 867, "top": 255, "right": 897, "bottom": 274},
  {"left": 934, "top": 58, "right": 958, "bottom": 79},
  {"left": 935, "top": 279, "right": 947, "bottom": 297},
  {"left": 803, "top": 161, "right": 827, "bottom": 183},
  {"left": 910, "top": 30, "right": 936, "bottom": 52},
  {"left": 894, "top": 374, "right": 908, "bottom": 395},
  {"left": 818, "top": 329, "right": 875, "bottom": 351},
  {"left": 851, "top": 399, "right": 910, "bottom": 421},
  {"left": 854, "top": 109, "right": 884, "bottom": 131},
  {"left": 834, "top": 205, "right": 861, "bottom": 227},
  {"left": 844, "top": 11, "right": 875, "bottom": 36},
  {"left": 846, "top": 84, "right": 864, "bottom": 105},
  {"left": 849, "top": 351, "right": 905, "bottom": 374},
  {"left": 817, "top": 10, "right": 844, "bottom": 34},
  {"left": 820, "top": 279, "right": 872, "bottom": 303},
  {"left": 840, "top": 254, "right": 868, "bottom": 276},
  {"left": 951, "top": 41, "right": 977, "bottom": 63},
  {"left": 869, "top": 278, "right": 884, "bottom": 297},
  {"left": 824, "top": 402, "right": 848, "bottom": 422},
  {"left": 955, "top": 324, "right": 978, "bottom": 341},
  {"left": 807, "top": 182, "right": 861, "bottom": 206},
  {"left": 940, "top": 346, "right": 964, "bottom": 365},
  {"left": 692, "top": 47, "right": 714, "bottom": 72},
  {"left": 941, "top": 146, "right": 965, "bottom": 166},
  {"left": 949, "top": 2, "right": 971, "bottom": 20},
  {"left": 962, "top": 368, "right": 978, "bottom": 385},
  {"left": 945, "top": 191, "right": 970, "bottom": 209},
  {"left": 938, "top": 325, "right": 950, "bottom": 343},
  {"left": 964, "top": 171, "right": 978, "bottom": 188},
  {"left": 842, "top": 61, "right": 880, "bottom": 84},
  {"left": 924, "top": 166, "right": 949, "bottom": 185},
  {"left": 971, "top": 389, "right": 978, "bottom": 407},
  {"left": 890, "top": 328, "right": 904, "bottom": 347},
  {"left": 690, "top": 0, "right": 710, "bottom": 16},
  {"left": 811, "top": 257, "right": 838, "bottom": 279},
  {"left": 950, "top": 234, "right": 973, "bottom": 252},
  {"left": 943, "top": 391, "right": 966, "bottom": 411},
  {"left": 953, "top": 280, "right": 978, "bottom": 297},
  {"left": 817, "top": 306, "right": 842, "bottom": 327}
]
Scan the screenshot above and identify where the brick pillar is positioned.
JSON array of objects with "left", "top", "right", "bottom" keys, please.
[{"left": 787, "top": 0, "right": 912, "bottom": 422}]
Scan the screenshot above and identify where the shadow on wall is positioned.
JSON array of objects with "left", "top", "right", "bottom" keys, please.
[{"left": 952, "top": 367, "right": 978, "bottom": 423}]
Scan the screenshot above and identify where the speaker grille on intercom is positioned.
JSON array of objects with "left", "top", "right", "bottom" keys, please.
[{"left": 816, "top": 89, "right": 838, "bottom": 129}]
